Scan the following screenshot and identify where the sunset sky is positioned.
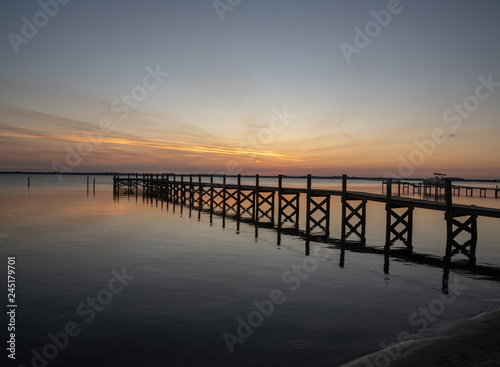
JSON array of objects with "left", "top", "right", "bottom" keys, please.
[{"left": 0, "top": 0, "right": 499, "bottom": 178}]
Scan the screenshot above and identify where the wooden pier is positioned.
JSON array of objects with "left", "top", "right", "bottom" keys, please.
[
  {"left": 113, "top": 173, "right": 500, "bottom": 270},
  {"left": 382, "top": 180, "right": 500, "bottom": 198}
]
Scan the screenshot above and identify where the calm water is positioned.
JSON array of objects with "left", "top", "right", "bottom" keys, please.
[{"left": 1, "top": 174, "right": 500, "bottom": 367}]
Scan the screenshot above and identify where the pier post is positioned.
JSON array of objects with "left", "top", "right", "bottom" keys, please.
[
  {"left": 445, "top": 179, "right": 453, "bottom": 264},
  {"left": 183, "top": 174, "right": 187, "bottom": 204},
  {"left": 189, "top": 174, "right": 193, "bottom": 207},
  {"left": 155, "top": 174, "right": 159, "bottom": 204},
  {"left": 222, "top": 174, "right": 227, "bottom": 218},
  {"left": 384, "top": 178, "right": 392, "bottom": 273},
  {"left": 172, "top": 173, "right": 176, "bottom": 203},
  {"left": 167, "top": 173, "right": 171, "bottom": 202},
  {"left": 278, "top": 175, "right": 283, "bottom": 238},
  {"left": 254, "top": 174, "right": 259, "bottom": 222},
  {"left": 237, "top": 174, "right": 241, "bottom": 220},
  {"left": 341, "top": 175, "right": 347, "bottom": 246},
  {"left": 142, "top": 173, "right": 146, "bottom": 197},
  {"left": 198, "top": 173, "right": 203, "bottom": 211},
  {"left": 210, "top": 174, "right": 214, "bottom": 215},
  {"left": 306, "top": 174, "right": 312, "bottom": 238}
]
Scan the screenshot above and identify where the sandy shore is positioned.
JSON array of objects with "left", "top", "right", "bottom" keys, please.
[{"left": 341, "top": 307, "right": 500, "bottom": 367}]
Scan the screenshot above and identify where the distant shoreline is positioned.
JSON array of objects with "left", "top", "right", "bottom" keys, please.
[{"left": 0, "top": 171, "right": 499, "bottom": 183}]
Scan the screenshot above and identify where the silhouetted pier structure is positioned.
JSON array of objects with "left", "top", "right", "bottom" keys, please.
[
  {"left": 114, "top": 173, "right": 500, "bottom": 270},
  {"left": 382, "top": 180, "right": 500, "bottom": 198}
]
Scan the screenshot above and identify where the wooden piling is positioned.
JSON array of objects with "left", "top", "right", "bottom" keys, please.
[
  {"left": 254, "top": 174, "right": 260, "bottom": 222},
  {"left": 306, "top": 174, "right": 312, "bottom": 238},
  {"left": 181, "top": 174, "right": 185, "bottom": 204},
  {"left": 278, "top": 174, "right": 283, "bottom": 235},
  {"left": 384, "top": 178, "right": 392, "bottom": 273},
  {"left": 210, "top": 174, "right": 214, "bottom": 215},
  {"left": 222, "top": 174, "right": 227, "bottom": 218},
  {"left": 237, "top": 174, "right": 241, "bottom": 220},
  {"left": 189, "top": 174, "right": 193, "bottom": 207},
  {"left": 198, "top": 174, "right": 203, "bottom": 210},
  {"left": 341, "top": 174, "right": 347, "bottom": 246},
  {"left": 445, "top": 179, "right": 453, "bottom": 263}
]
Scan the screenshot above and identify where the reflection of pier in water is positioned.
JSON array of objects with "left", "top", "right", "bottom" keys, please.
[{"left": 113, "top": 173, "right": 500, "bottom": 293}]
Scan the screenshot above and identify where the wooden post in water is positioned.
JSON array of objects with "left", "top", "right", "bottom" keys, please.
[
  {"left": 93, "top": 178, "right": 95, "bottom": 194},
  {"left": 254, "top": 174, "right": 260, "bottom": 222},
  {"left": 222, "top": 174, "right": 227, "bottom": 218},
  {"left": 167, "top": 174, "right": 170, "bottom": 201},
  {"left": 444, "top": 179, "right": 453, "bottom": 264},
  {"left": 198, "top": 174, "right": 203, "bottom": 210},
  {"left": 306, "top": 174, "right": 312, "bottom": 238},
  {"left": 154, "top": 174, "right": 159, "bottom": 205},
  {"left": 87, "top": 176, "right": 89, "bottom": 192},
  {"left": 496, "top": 185, "right": 498, "bottom": 198},
  {"left": 278, "top": 174, "right": 283, "bottom": 237},
  {"left": 237, "top": 174, "right": 241, "bottom": 221},
  {"left": 210, "top": 174, "right": 214, "bottom": 215},
  {"left": 172, "top": 173, "right": 176, "bottom": 202},
  {"left": 162, "top": 174, "right": 166, "bottom": 201},
  {"left": 384, "top": 178, "right": 392, "bottom": 274},
  {"left": 28, "top": 176, "right": 30, "bottom": 188},
  {"left": 341, "top": 174, "right": 347, "bottom": 246},
  {"left": 189, "top": 174, "right": 193, "bottom": 207},
  {"left": 181, "top": 173, "right": 186, "bottom": 205}
]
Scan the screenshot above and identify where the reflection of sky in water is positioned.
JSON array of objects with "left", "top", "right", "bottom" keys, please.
[{"left": 0, "top": 174, "right": 499, "bottom": 366}]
